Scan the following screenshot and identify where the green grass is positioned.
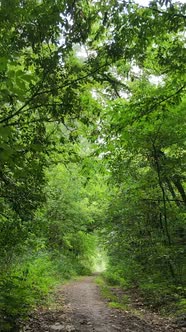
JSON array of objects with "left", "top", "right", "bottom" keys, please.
[
  {"left": 95, "top": 275, "right": 130, "bottom": 310},
  {"left": 108, "top": 301, "right": 128, "bottom": 310}
]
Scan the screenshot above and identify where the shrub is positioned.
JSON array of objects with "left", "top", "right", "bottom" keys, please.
[
  {"left": 0, "top": 252, "right": 59, "bottom": 331},
  {"left": 103, "top": 268, "right": 128, "bottom": 287}
]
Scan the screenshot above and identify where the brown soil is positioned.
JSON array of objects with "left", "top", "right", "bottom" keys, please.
[{"left": 23, "top": 276, "right": 185, "bottom": 332}]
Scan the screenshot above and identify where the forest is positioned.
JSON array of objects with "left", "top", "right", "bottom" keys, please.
[{"left": 0, "top": 0, "right": 185, "bottom": 331}]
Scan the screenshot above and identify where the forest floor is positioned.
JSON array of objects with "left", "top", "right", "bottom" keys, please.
[{"left": 24, "top": 276, "right": 185, "bottom": 332}]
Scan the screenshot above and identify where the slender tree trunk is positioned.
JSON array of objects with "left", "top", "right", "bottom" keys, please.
[{"left": 152, "top": 143, "right": 171, "bottom": 245}]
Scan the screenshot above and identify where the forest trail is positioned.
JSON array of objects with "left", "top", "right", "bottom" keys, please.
[
  {"left": 62, "top": 276, "right": 121, "bottom": 332},
  {"left": 25, "top": 276, "right": 182, "bottom": 332}
]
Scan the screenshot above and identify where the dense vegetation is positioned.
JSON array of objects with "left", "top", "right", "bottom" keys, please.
[{"left": 0, "top": 0, "right": 185, "bottom": 330}]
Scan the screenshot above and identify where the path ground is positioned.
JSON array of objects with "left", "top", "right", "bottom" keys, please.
[{"left": 24, "top": 276, "right": 185, "bottom": 332}]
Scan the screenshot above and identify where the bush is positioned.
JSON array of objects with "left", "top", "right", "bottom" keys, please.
[
  {"left": 0, "top": 253, "right": 57, "bottom": 331},
  {"left": 138, "top": 281, "right": 185, "bottom": 314},
  {"left": 0, "top": 247, "right": 96, "bottom": 331},
  {"left": 51, "top": 253, "right": 78, "bottom": 280},
  {"left": 103, "top": 268, "right": 128, "bottom": 287}
]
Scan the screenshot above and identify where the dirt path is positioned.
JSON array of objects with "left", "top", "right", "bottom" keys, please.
[
  {"left": 24, "top": 276, "right": 183, "bottom": 332},
  {"left": 62, "top": 276, "right": 122, "bottom": 332}
]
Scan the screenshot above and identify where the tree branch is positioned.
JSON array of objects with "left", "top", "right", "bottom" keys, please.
[
  {"left": 151, "top": 7, "right": 186, "bottom": 20},
  {"left": 0, "top": 62, "right": 110, "bottom": 125},
  {"left": 133, "top": 84, "right": 186, "bottom": 123}
]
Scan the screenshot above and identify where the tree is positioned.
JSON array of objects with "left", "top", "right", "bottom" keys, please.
[
  {"left": 0, "top": 0, "right": 185, "bottom": 329},
  {"left": 95, "top": 0, "right": 186, "bottom": 306}
]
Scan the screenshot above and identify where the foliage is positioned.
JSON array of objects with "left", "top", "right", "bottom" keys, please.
[
  {"left": 0, "top": 0, "right": 185, "bottom": 330},
  {"left": 92, "top": 0, "right": 186, "bottom": 312},
  {"left": 39, "top": 162, "right": 108, "bottom": 271},
  {"left": 95, "top": 276, "right": 129, "bottom": 311},
  {"left": 0, "top": 252, "right": 59, "bottom": 331}
]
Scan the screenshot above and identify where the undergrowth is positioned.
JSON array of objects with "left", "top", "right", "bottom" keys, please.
[
  {"left": 96, "top": 272, "right": 186, "bottom": 318},
  {"left": 95, "top": 275, "right": 130, "bottom": 311},
  {"left": 0, "top": 251, "right": 91, "bottom": 332}
]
